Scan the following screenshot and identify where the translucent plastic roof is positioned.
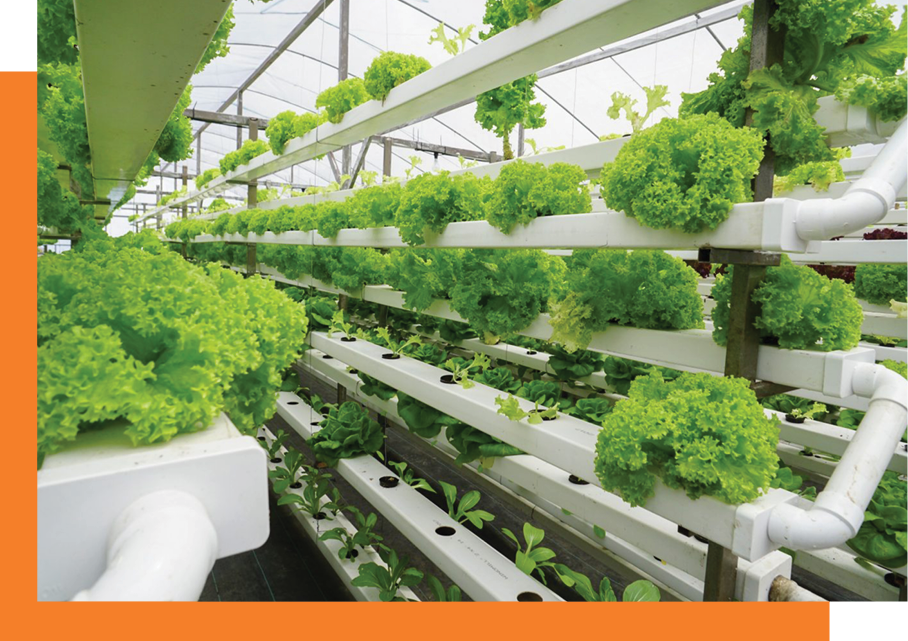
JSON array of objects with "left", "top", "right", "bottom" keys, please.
[{"left": 107, "top": 0, "right": 907, "bottom": 235}]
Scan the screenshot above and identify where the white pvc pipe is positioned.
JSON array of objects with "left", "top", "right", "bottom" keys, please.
[
  {"left": 796, "top": 117, "right": 907, "bottom": 241},
  {"left": 72, "top": 490, "right": 218, "bottom": 601},
  {"left": 769, "top": 576, "right": 826, "bottom": 602},
  {"left": 768, "top": 363, "right": 908, "bottom": 550}
]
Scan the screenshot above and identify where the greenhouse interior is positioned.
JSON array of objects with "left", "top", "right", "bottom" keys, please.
[{"left": 36, "top": 0, "right": 908, "bottom": 603}]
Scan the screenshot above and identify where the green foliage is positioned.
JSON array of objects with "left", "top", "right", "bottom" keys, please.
[
  {"left": 396, "top": 392, "right": 460, "bottom": 439},
  {"left": 347, "top": 183, "right": 402, "bottom": 228},
  {"left": 474, "top": 75, "right": 546, "bottom": 160},
  {"left": 762, "top": 393, "right": 835, "bottom": 422},
  {"left": 475, "top": 367, "right": 522, "bottom": 394},
  {"left": 594, "top": 371, "right": 780, "bottom": 507},
  {"left": 309, "top": 401, "right": 384, "bottom": 467},
  {"left": 774, "top": 160, "right": 845, "bottom": 193},
  {"left": 265, "top": 110, "right": 325, "bottom": 155},
  {"left": 40, "top": 62, "right": 93, "bottom": 197},
  {"left": 386, "top": 248, "right": 463, "bottom": 310},
  {"left": 409, "top": 343, "right": 448, "bottom": 367},
  {"left": 606, "top": 85, "right": 670, "bottom": 134},
  {"left": 364, "top": 51, "right": 431, "bottom": 101},
  {"left": 712, "top": 256, "right": 863, "bottom": 351},
  {"left": 316, "top": 77, "right": 370, "bottom": 124},
  {"left": 518, "top": 379, "right": 566, "bottom": 409},
  {"left": 396, "top": 172, "right": 486, "bottom": 245},
  {"left": 846, "top": 471, "right": 907, "bottom": 568},
  {"left": 155, "top": 86, "right": 194, "bottom": 162},
  {"left": 439, "top": 320, "right": 479, "bottom": 343},
  {"left": 426, "top": 575, "right": 462, "bottom": 602},
  {"left": 195, "top": 168, "right": 221, "bottom": 190},
  {"left": 556, "top": 566, "right": 661, "bottom": 602},
  {"left": 545, "top": 345, "right": 604, "bottom": 381},
  {"left": 439, "top": 481, "right": 495, "bottom": 529},
  {"left": 450, "top": 249, "right": 565, "bottom": 340},
  {"left": 680, "top": 1, "right": 906, "bottom": 172},
  {"left": 387, "top": 461, "right": 435, "bottom": 493},
  {"left": 600, "top": 114, "right": 764, "bottom": 233},
  {"left": 320, "top": 506, "right": 385, "bottom": 561},
  {"left": 220, "top": 139, "right": 270, "bottom": 174},
  {"left": 37, "top": 243, "right": 306, "bottom": 466},
  {"left": 357, "top": 371, "right": 397, "bottom": 401},
  {"left": 428, "top": 22, "right": 475, "bottom": 56},
  {"left": 502, "top": 523, "right": 559, "bottom": 584},
  {"left": 569, "top": 397, "right": 613, "bottom": 426},
  {"left": 196, "top": 5, "right": 235, "bottom": 73},
  {"left": 446, "top": 423, "right": 522, "bottom": 466},
  {"left": 38, "top": 149, "right": 91, "bottom": 232},
  {"left": 485, "top": 161, "right": 590, "bottom": 233},
  {"left": 500, "top": 0, "right": 564, "bottom": 24},
  {"left": 882, "top": 359, "right": 908, "bottom": 380},
  {"left": 38, "top": 0, "right": 79, "bottom": 66},
  {"left": 351, "top": 549, "right": 423, "bottom": 601},
  {"left": 276, "top": 465, "right": 336, "bottom": 518},
  {"left": 854, "top": 263, "right": 908, "bottom": 305},
  {"left": 443, "top": 353, "right": 490, "bottom": 389},
  {"left": 549, "top": 250, "right": 703, "bottom": 353}
]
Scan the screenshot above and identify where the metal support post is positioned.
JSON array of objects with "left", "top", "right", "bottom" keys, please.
[
  {"left": 338, "top": 0, "right": 351, "bottom": 175},
  {"left": 382, "top": 138, "right": 393, "bottom": 178},
  {"left": 517, "top": 124, "right": 525, "bottom": 157},
  {"left": 181, "top": 165, "right": 188, "bottom": 219},
  {"left": 246, "top": 244, "right": 257, "bottom": 276},
  {"left": 196, "top": 134, "right": 202, "bottom": 176},
  {"left": 236, "top": 91, "right": 244, "bottom": 150}
]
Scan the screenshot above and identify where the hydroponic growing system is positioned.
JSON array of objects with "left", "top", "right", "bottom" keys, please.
[{"left": 37, "top": 0, "right": 908, "bottom": 604}]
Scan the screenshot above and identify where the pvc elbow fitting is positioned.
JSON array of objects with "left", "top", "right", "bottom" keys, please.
[
  {"left": 72, "top": 490, "right": 218, "bottom": 601},
  {"left": 767, "top": 502, "right": 856, "bottom": 550}
]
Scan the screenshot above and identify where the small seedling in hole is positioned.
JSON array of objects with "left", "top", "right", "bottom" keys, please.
[
  {"left": 309, "top": 394, "right": 337, "bottom": 416},
  {"left": 444, "top": 353, "right": 490, "bottom": 389},
  {"left": 264, "top": 430, "right": 289, "bottom": 460},
  {"left": 495, "top": 394, "right": 557, "bottom": 424},
  {"left": 555, "top": 565, "right": 661, "bottom": 602},
  {"left": 327, "top": 310, "right": 356, "bottom": 341},
  {"left": 403, "top": 155, "right": 423, "bottom": 180},
  {"left": 440, "top": 481, "right": 494, "bottom": 530},
  {"left": 351, "top": 549, "right": 423, "bottom": 601},
  {"left": 268, "top": 449, "right": 307, "bottom": 494},
  {"left": 426, "top": 574, "right": 462, "bottom": 602},
  {"left": 502, "top": 523, "right": 560, "bottom": 585},
  {"left": 388, "top": 461, "right": 436, "bottom": 493},
  {"left": 277, "top": 465, "right": 334, "bottom": 520},
  {"left": 375, "top": 327, "right": 423, "bottom": 357},
  {"left": 319, "top": 506, "right": 385, "bottom": 562}
]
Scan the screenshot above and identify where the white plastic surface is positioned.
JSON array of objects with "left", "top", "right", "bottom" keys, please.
[{"left": 37, "top": 414, "right": 269, "bottom": 601}]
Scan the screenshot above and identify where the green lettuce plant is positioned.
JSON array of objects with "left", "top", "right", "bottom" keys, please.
[
  {"left": 219, "top": 138, "right": 270, "bottom": 174},
  {"left": 439, "top": 481, "right": 495, "bottom": 529},
  {"left": 363, "top": 51, "right": 431, "bottom": 101},
  {"left": 396, "top": 392, "right": 460, "bottom": 439},
  {"left": 854, "top": 263, "right": 908, "bottom": 305},
  {"left": 396, "top": 172, "right": 485, "bottom": 245},
  {"left": 316, "top": 77, "right": 369, "bottom": 124},
  {"left": 485, "top": 161, "right": 590, "bottom": 233},
  {"left": 351, "top": 549, "right": 423, "bottom": 601},
  {"left": 309, "top": 402, "right": 384, "bottom": 467}
]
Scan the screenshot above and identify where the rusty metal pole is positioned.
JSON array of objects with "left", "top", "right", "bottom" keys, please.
[
  {"left": 247, "top": 118, "right": 259, "bottom": 208},
  {"left": 236, "top": 91, "right": 244, "bottom": 150}
]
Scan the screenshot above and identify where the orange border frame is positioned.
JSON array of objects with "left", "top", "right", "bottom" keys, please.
[{"left": 16, "top": 70, "right": 830, "bottom": 639}]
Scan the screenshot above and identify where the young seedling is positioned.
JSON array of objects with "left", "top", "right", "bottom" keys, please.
[
  {"left": 358, "top": 170, "right": 379, "bottom": 187},
  {"left": 555, "top": 565, "right": 661, "bottom": 602},
  {"left": 388, "top": 460, "right": 436, "bottom": 493},
  {"left": 444, "top": 353, "right": 490, "bottom": 389},
  {"left": 327, "top": 309, "right": 356, "bottom": 340},
  {"left": 350, "top": 549, "right": 424, "bottom": 601},
  {"left": 403, "top": 155, "right": 423, "bottom": 180},
  {"left": 277, "top": 465, "right": 334, "bottom": 520},
  {"left": 524, "top": 138, "right": 565, "bottom": 155},
  {"left": 427, "top": 22, "right": 474, "bottom": 56},
  {"left": 268, "top": 448, "right": 307, "bottom": 493},
  {"left": 308, "top": 393, "right": 337, "bottom": 417},
  {"left": 319, "top": 506, "right": 385, "bottom": 561},
  {"left": 439, "top": 481, "right": 495, "bottom": 529},
  {"left": 787, "top": 402, "right": 827, "bottom": 422},
  {"left": 600, "top": 85, "right": 669, "bottom": 139},
  {"left": 264, "top": 430, "right": 289, "bottom": 461},
  {"left": 495, "top": 394, "right": 558, "bottom": 424},
  {"left": 426, "top": 574, "right": 462, "bottom": 602},
  {"left": 375, "top": 327, "right": 423, "bottom": 357},
  {"left": 457, "top": 155, "right": 478, "bottom": 169},
  {"left": 502, "top": 523, "right": 558, "bottom": 585}
]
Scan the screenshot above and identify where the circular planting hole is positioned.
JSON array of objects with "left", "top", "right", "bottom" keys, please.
[
  {"left": 311, "top": 421, "right": 322, "bottom": 426},
  {"left": 287, "top": 401, "right": 299, "bottom": 406},
  {"left": 381, "top": 353, "right": 401, "bottom": 360},
  {"left": 379, "top": 476, "right": 400, "bottom": 488},
  {"left": 529, "top": 410, "right": 556, "bottom": 422},
  {"left": 320, "top": 408, "right": 331, "bottom": 415},
  {"left": 785, "top": 414, "right": 806, "bottom": 424},
  {"left": 517, "top": 592, "right": 543, "bottom": 602},
  {"left": 525, "top": 350, "right": 538, "bottom": 356},
  {"left": 341, "top": 336, "right": 357, "bottom": 342},
  {"left": 270, "top": 457, "right": 282, "bottom": 464},
  {"left": 257, "top": 436, "right": 266, "bottom": 441},
  {"left": 321, "top": 354, "right": 333, "bottom": 360},
  {"left": 439, "top": 374, "right": 456, "bottom": 385},
  {"left": 349, "top": 369, "right": 359, "bottom": 375},
  {"left": 568, "top": 474, "right": 589, "bottom": 486},
  {"left": 290, "top": 482, "right": 302, "bottom": 490},
  {"left": 884, "top": 573, "right": 906, "bottom": 588},
  {"left": 314, "top": 511, "right": 327, "bottom": 520},
  {"left": 344, "top": 549, "right": 360, "bottom": 559},
  {"left": 435, "top": 526, "right": 456, "bottom": 537}
]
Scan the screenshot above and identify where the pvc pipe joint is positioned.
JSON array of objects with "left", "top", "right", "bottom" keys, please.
[
  {"left": 795, "top": 117, "right": 907, "bottom": 241},
  {"left": 72, "top": 490, "right": 218, "bottom": 601},
  {"left": 768, "top": 364, "right": 908, "bottom": 550}
]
